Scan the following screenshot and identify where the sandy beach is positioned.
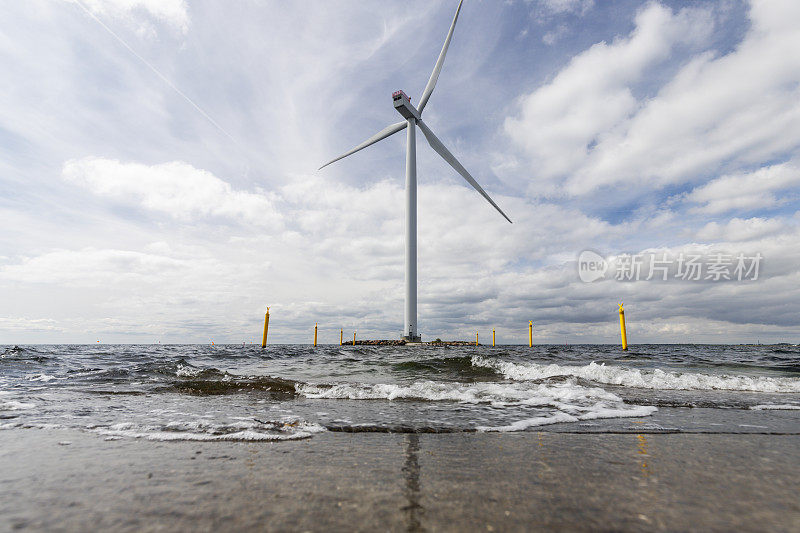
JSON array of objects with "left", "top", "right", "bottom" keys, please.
[{"left": 1, "top": 428, "right": 798, "bottom": 532}]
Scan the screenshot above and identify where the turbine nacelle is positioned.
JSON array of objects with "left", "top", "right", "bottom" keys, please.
[{"left": 392, "top": 90, "right": 420, "bottom": 121}]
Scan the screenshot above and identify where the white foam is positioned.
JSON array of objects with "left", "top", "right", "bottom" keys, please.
[
  {"left": 473, "top": 356, "right": 800, "bottom": 393},
  {"left": 25, "top": 373, "right": 56, "bottom": 382},
  {"left": 98, "top": 429, "right": 314, "bottom": 441},
  {"left": 298, "top": 379, "right": 655, "bottom": 428},
  {"left": 297, "top": 380, "right": 622, "bottom": 407},
  {"left": 477, "top": 412, "right": 577, "bottom": 432},
  {"left": 92, "top": 419, "right": 326, "bottom": 442},
  {"left": 750, "top": 404, "right": 800, "bottom": 410},
  {"left": 478, "top": 405, "right": 657, "bottom": 432},
  {"left": 175, "top": 364, "right": 202, "bottom": 377},
  {"left": 0, "top": 400, "right": 35, "bottom": 411}
]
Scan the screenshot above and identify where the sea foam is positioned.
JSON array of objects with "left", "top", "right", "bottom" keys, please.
[
  {"left": 0, "top": 400, "right": 35, "bottom": 411},
  {"left": 472, "top": 356, "right": 800, "bottom": 393},
  {"left": 92, "top": 419, "right": 326, "bottom": 442},
  {"left": 297, "top": 379, "right": 655, "bottom": 429},
  {"left": 477, "top": 404, "right": 657, "bottom": 432},
  {"left": 297, "top": 380, "right": 622, "bottom": 407}
]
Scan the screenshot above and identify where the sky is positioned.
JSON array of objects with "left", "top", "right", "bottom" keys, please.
[{"left": 1, "top": 0, "right": 800, "bottom": 344}]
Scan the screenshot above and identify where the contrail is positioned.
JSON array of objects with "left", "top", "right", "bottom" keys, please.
[{"left": 73, "top": 0, "right": 240, "bottom": 147}]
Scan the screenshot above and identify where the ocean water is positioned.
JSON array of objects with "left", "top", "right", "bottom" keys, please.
[{"left": 1, "top": 344, "right": 799, "bottom": 441}]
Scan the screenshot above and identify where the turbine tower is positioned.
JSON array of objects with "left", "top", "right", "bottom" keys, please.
[{"left": 319, "top": 0, "right": 511, "bottom": 342}]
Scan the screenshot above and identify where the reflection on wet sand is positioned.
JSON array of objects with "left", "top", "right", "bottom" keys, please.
[
  {"left": 402, "top": 433, "right": 422, "bottom": 532},
  {"left": 637, "top": 434, "right": 650, "bottom": 478}
]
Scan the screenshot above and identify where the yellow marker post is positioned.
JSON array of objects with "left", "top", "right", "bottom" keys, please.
[
  {"left": 340, "top": 328, "right": 343, "bottom": 346},
  {"left": 529, "top": 321, "right": 533, "bottom": 347},
  {"left": 492, "top": 328, "right": 496, "bottom": 347},
  {"left": 476, "top": 332, "right": 479, "bottom": 346},
  {"left": 619, "top": 303, "right": 628, "bottom": 351},
  {"left": 353, "top": 331, "right": 356, "bottom": 346},
  {"left": 314, "top": 323, "right": 318, "bottom": 347},
  {"left": 261, "top": 307, "right": 270, "bottom": 348}
]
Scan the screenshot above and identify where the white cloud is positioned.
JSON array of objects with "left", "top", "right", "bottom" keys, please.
[
  {"left": 559, "top": 0, "right": 800, "bottom": 194},
  {"left": 695, "top": 217, "right": 788, "bottom": 242},
  {"left": 67, "top": 0, "right": 189, "bottom": 34},
  {"left": 63, "top": 158, "right": 282, "bottom": 227},
  {"left": 5, "top": 1, "right": 800, "bottom": 343},
  {"left": 538, "top": 0, "right": 594, "bottom": 16},
  {"left": 505, "top": 3, "right": 713, "bottom": 183},
  {"left": 542, "top": 24, "right": 568, "bottom": 46},
  {"left": 687, "top": 162, "right": 800, "bottom": 214},
  {"left": 0, "top": 247, "right": 188, "bottom": 284},
  {"left": 0, "top": 317, "right": 63, "bottom": 333}
]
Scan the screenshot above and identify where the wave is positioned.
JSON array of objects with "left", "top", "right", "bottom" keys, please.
[
  {"left": 472, "top": 356, "right": 800, "bottom": 393},
  {"left": 66, "top": 359, "right": 299, "bottom": 397},
  {"left": 91, "top": 418, "right": 325, "bottom": 442},
  {"left": 477, "top": 404, "right": 658, "bottom": 432},
  {"left": 162, "top": 375, "right": 298, "bottom": 396},
  {"left": 750, "top": 404, "right": 800, "bottom": 410},
  {"left": 26, "top": 373, "right": 56, "bottom": 382},
  {"left": 324, "top": 424, "right": 471, "bottom": 433},
  {"left": 297, "top": 378, "right": 654, "bottom": 430},
  {"left": 0, "top": 400, "right": 36, "bottom": 411},
  {"left": 0, "top": 345, "right": 51, "bottom": 363},
  {"left": 392, "top": 356, "right": 500, "bottom": 381},
  {"left": 297, "top": 379, "right": 622, "bottom": 406}
]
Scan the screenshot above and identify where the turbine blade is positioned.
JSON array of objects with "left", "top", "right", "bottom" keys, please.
[
  {"left": 417, "top": 0, "right": 464, "bottom": 115},
  {"left": 418, "top": 119, "right": 512, "bottom": 223},
  {"left": 319, "top": 121, "right": 408, "bottom": 170}
]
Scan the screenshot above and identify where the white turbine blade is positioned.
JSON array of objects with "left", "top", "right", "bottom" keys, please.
[
  {"left": 416, "top": 0, "right": 464, "bottom": 115},
  {"left": 418, "top": 119, "right": 512, "bottom": 223},
  {"left": 319, "top": 121, "right": 408, "bottom": 170}
]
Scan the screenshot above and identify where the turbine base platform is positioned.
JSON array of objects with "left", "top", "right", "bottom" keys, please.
[{"left": 343, "top": 339, "right": 475, "bottom": 346}]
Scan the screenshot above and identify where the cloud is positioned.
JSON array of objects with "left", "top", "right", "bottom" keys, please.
[
  {"left": 0, "top": 317, "right": 63, "bottom": 334},
  {"left": 695, "top": 217, "right": 789, "bottom": 242},
  {"left": 0, "top": 247, "right": 189, "bottom": 284},
  {"left": 560, "top": 0, "right": 800, "bottom": 194},
  {"left": 4, "top": 1, "right": 800, "bottom": 343},
  {"left": 542, "top": 24, "right": 568, "bottom": 46},
  {"left": 687, "top": 162, "right": 800, "bottom": 214},
  {"left": 66, "top": 0, "right": 189, "bottom": 34},
  {"left": 63, "top": 158, "right": 282, "bottom": 227},
  {"left": 537, "top": 0, "right": 594, "bottom": 16},
  {"left": 505, "top": 2, "right": 713, "bottom": 184},
  {"left": 36, "top": 153, "right": 800, "bottom": 342}
]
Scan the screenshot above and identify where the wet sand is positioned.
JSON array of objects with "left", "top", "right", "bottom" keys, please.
[{"left": 1, "top": 429, "right": 799, "bottom": 532}]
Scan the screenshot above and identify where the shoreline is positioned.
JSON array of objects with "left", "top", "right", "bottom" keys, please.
[{"left": 2, "top": 428, "right": 798, "bottom": 531}]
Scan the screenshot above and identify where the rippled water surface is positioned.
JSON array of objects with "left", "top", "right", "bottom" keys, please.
[{"left": 2, "top": 344, "right": 799, "bottom": 440}]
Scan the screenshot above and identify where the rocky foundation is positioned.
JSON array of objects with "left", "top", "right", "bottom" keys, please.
[{"left": 341, "top": 340, "right": 479, "bottom": 346}]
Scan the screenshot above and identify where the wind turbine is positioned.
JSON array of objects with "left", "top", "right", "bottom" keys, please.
[{"left": 319, "top": 0, "right": 512, "bottom": 342}]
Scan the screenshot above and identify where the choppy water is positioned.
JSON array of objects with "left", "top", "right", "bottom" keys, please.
[{"left": 1, "top": 344, "right": 799, "bottom": 441}]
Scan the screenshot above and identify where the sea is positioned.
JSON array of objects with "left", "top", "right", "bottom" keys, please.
[{"left": 1, "top": 344, "right": 799, "bottom": 441}]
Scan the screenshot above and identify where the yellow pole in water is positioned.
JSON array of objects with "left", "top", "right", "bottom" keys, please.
[
  {"left": 492, "top": 328, "right": 496, "bottom": 347},
  {"left": 340, "top": 328, "right": 343, "bottom": 346},
  {"left": 353, "top": 331, "right": 356, "bottom": 346},
  {"left": 314, "top": 323, "right": 318, "bottom": 347},
  {"left": 476, "top": 332, "right": 479, "bottom": 346},
  {"left": 261, "top": 307, "right": 270, "bottom": 348},
  {"left": 619, "top": 303, "right": 628, "bottom": 351},
  {"left": 529, "top": 321, "right": 533, "bottom": 347}
]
